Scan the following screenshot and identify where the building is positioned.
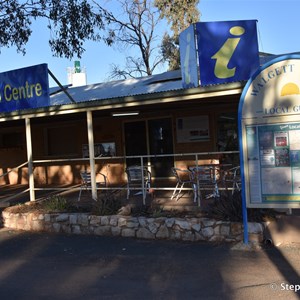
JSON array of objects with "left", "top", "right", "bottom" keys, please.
[
  {"left": 0, "top": 68, "right": 243, "bottom": 188},
  {"left": 0, "top": 20, "right": 283, "bottom": 202}
]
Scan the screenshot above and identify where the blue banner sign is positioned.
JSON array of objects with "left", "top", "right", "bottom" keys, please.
[
  {"left": 0, "top": 64, "right": 50, "bottom": 113},
  {"left": 196, "top": 20, "right": 259, "bottom": 85}
]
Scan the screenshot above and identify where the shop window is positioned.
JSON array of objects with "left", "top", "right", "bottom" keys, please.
[{"left": 46, "top": 126, "right": 77, "bottom": 156}]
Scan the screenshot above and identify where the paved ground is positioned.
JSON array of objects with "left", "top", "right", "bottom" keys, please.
[{"left": 0, "top": 228, "right": 299, "bottom": 300}]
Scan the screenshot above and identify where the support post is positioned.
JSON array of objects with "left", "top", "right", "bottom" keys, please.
[
  {"left": 25, "top": 118, "right": 35, "bottom": 201},
  {"left": 86, "top": 111, "right": 97, "bottom": 200},
  {"left": 140, "top": 157, "right": 146, "bottom": 205}
]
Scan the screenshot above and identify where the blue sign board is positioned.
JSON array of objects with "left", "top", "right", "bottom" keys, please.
[
  {"left": 0, "top": 64, "right": 50, "bottom": 113},
  {"left": 196, "top": 20, "right": 259, "bottom": 85}
]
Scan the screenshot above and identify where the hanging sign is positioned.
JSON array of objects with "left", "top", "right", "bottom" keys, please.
[
  {"left": 0, "top": 64, "right": 50, "bottom": 113},
  {"left": 239, "top": 54, "right": 300, "bottom": 208},
  {"left": 196, "top": 20, "right": 259, "bottom": 86}
]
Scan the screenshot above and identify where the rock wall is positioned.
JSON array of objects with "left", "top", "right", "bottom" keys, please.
[{"left": 2, "top": 211, "right": 264, "bottom": 243}]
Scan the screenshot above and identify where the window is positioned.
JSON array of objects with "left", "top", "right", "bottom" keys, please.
[{"left": 46, "top": 126, "right": 77, "bottom": 156}]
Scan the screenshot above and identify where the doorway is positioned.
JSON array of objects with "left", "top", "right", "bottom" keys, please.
[{"left": 124, "top": 118, "right": 174, "bottom": 178}]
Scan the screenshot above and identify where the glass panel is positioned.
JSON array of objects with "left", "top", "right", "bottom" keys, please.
[
  {"left": 217, "top": 113, "right": 239, "bottom": 165},
  {"left": 124, "top": 121, "right": 147, "bottom": 167},
  {"left": 148, "top": 118, "right": 174, "bottom": 177}
]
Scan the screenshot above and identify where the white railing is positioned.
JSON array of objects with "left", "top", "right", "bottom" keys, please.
[{"left": 0, "top": 151, "right": 240, "bottom": 205}]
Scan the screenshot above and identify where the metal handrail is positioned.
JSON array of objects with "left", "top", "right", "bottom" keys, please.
[
  {"left": 0, "top": 161, "right": 29, "bottom": 206},
  {"left": 0, "top": 161, "right": 28, "bottom": 179},
  {"left": 32, "top": 150, "right": 239, "bottom": 193},
  {"left": 1, "top": 151, "right": 239, "bottom": 205}
]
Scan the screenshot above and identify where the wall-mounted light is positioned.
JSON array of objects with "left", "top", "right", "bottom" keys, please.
[{"left": 111, "top": 111, "right": 139, "bottom": 117}]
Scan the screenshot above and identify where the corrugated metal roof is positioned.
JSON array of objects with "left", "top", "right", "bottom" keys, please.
[
  {"left": 50, "top": 52, "right": 290, "bottom": 106},
  {"left": 50, "top": 69, "right": 184, "bottom": 105}
]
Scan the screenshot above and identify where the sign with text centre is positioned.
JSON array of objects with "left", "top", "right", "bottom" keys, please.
[
  {"left": 0, "top": 64, "right": 50, "bottom": 113},
  {"left": 239, "top": 55, "right": 300, "bottom": 208}
]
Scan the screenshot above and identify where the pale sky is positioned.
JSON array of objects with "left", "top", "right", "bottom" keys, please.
[{"left": 0, "top": 0, "right": 299, "bottom": 87}]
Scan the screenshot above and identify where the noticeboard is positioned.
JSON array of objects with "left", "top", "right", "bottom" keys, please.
[
  {"left": 82, "top": 142, "right": 116, "bottom": 158},
  {"left": 239, "top": 54, "right": 300, "bottom": 208},
  {"left": 176, "top": 116, "right": 210, "bottom": 142}
]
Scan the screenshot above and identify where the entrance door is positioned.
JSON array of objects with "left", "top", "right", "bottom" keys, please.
[
  {"left": 124, "top": 118, "right": 174, "bottom": 178},
  {"left": 148, "top": 118, "right": 174, "bottom": 177},
  {"left": 124, "top": 121, "right": 147, "bottom": 167}
]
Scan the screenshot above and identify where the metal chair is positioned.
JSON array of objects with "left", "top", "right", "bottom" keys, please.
[
  {"left": 222, "top": 166, "right": 241, "bottom": 194},
  {"left": 125, "top": 166, "right": 151, "bottom": 202},
  {"left": 171, "top": 167, "right": 196, "bottom": 202},
  {"left": 189, "top": 165, "right": 221, "bottom": 204},
  {"left": 78, "top": 171, "right": 107, "bottom": 201}
]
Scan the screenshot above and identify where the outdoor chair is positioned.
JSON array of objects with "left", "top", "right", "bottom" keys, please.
[
  {"left": 189, "top": 165, "right": 221, "bottom": 204},
  {"left": 171, "top": 167, "right": 196, "bottom": 202},
  {"left": 222, "top": 166, "right": 241, "bottom": 195},
  {"left": 125, "top": 165, "right": 151, "bottom": 202},
  {"left": 78, "top": 171, "right": 107, "bottom": 201}
]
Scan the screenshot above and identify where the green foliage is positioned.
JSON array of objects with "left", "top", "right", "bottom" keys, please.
[
  {"left": 151, "top": 207, "right": 165, "bottom": 218},
  {"left": 155, "top": 0, "right": 200, "bottom": 70},
  {"left": 0, "top": 0, "right": 105, "bottom": 59},
  {"left": 161, "top": 33, "right": 180, "bottom": 70},
  {"left": 155, "top": 0, "right": 200, "bottom": 36},
  {"left": 91, "top": 192, "right": 122, "bottom": 216},
  {"left": 207, "top": 191, "right": 277, "bottom": 222},
  {"left": 43, "top": 194, "right": 69, "bottom": 212}
]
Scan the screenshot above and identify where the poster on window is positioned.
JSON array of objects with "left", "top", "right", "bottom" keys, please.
[
  {"left": 176, "top": 116, "right": 209, "bottom": 142},
  {"left": 82, "top": 142, "right": 116, "bottom": 158}
]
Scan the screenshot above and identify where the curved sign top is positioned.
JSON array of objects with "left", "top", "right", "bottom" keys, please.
[
  {"left": 239, "top": 54, "right": 300, "bottom": 208},
  {"left": 240, "top": 54, "right": 300, "bottom": 121}
]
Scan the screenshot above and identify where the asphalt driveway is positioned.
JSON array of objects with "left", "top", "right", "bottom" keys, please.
[{"left": 0, "top": 228, "right": 299, "bottom": 300}]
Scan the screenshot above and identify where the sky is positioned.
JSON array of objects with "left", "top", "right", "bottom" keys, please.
[{"left": 0, "top": 0, "right": 299, "bottom": 87}]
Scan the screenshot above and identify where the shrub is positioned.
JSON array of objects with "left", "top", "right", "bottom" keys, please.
[
  {"left": 43, "top": 195, "right": 70, "bottom": 212},
  {"left": 91, "top": 192, "right": 122, "bottom": 216},
  {"left": 207, "top": 190, "right": 277, "bottom": 222}
]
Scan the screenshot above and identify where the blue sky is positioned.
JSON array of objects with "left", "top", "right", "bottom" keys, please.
[{"left": 0, "top": 0, "right": 299, "bottom": 87}]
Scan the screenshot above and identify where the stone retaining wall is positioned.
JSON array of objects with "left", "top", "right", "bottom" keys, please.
[{"left": 2, "top": 211, "right": 264, "bottom": 243}]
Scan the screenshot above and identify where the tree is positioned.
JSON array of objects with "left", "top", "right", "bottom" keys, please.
[
  {"left": 0, "top": 0, "right": 105, "bottom": 59},
  {"left": 98, "top": 0, "right": 200, "bottom": 79},
  {"left": 160, "top": 33, "right": 180, "bottom": 71},
  {"left": 155, "top": 0, "right": 200, "bottom": 37},
  {"left": 155, "top": 0, "right": 200, "bottom": 70},
  {"left": 97, "top": 0, "right": 164, "bottom": 79}
]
